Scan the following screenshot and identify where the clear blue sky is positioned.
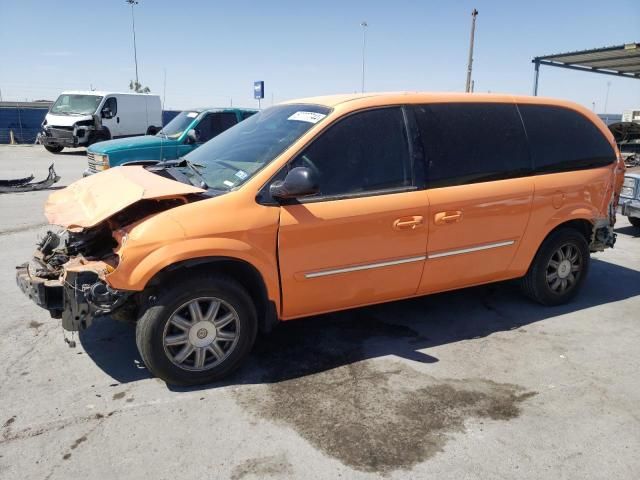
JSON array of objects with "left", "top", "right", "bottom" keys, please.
[{"left": 1, "top": 0, "right": 638, "bottom": 112}]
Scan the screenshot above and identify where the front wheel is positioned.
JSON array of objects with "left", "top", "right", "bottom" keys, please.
[
  {"left": 136, "top": 275, "right": 257, "bottom": 385},
  {"left": 521, "top": 228, "right": 590, "bottom": 306},
  {"left": 629, "top": 217, "right": 640, "bottom": 229},
  {"left": 44, "top": 145, "right": 63, "bottom": 153}
]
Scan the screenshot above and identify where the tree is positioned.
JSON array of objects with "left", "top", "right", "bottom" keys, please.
[{"left": 129, "top": 80, "right": 150, "bottom": 93}]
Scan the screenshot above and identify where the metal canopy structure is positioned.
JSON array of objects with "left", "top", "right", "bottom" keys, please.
[{"left": 532, "top": 43, "right": 640, "bottom": 95}]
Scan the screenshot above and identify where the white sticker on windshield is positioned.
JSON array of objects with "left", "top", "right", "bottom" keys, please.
[
  {"left": 287, "top": 111, "right": 326, "bottom": 124},
  {"left": 223, "top": 180, "right": 235, "bottom": 187},
  {"left": 235, "top": 170, "right": 248, "bottom": 180},
  {"left": 186, "top": 112, "right": 198, "bottom": 118}
]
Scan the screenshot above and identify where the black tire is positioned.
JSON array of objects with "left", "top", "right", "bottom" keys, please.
[
  {"left": 135, "top": 274, "right": 257, "bottom": 385},
  {"left": 629, "top": 217, "right": 640, "bottom": 229},
  {"left": 521, "top": 227, "right": 590, "bottom": 306},
  {"left": 44, "top": 145, "right": 63, "bottom": 153}
]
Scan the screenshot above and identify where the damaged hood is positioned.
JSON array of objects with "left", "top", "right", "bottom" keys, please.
[{"left": 45, "top": 166, "right": 204, "bottom": 229}]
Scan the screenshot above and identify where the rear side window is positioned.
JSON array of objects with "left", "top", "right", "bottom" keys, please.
[
  {"left": 241, "top": 111, "right": 256, "bottom": 120},
  {"left": 413, "top": 103, "right": 530, "bottom": 188},
  {"left": 518, "top": 105, "right": 615, "bottom": 173},
  {"left": 290, "top": 107, "right": 412, "bottom": 198}
]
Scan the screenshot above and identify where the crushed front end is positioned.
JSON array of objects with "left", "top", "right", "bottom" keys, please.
[
  {"left": 40, "top": 119, "right": 97, "bottom": 149},
  {"left": 15, "top": 165, "right": 207, "bottom": 335},
  {"left": 16, "top": 228, "right": 133, "bottom": 331}
]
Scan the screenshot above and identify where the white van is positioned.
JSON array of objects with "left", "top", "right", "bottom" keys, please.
[{"left": 40, "top": 91, "right": 162, "bottom": 153}]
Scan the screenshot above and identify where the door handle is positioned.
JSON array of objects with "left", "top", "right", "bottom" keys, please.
[
  {"left": 117, "top": 116, "right": 120, "bottom": 123},
  {"left": 434, "top": 211, "right": 462, "bottom": 225},
  {"left": 393, "top": 216, "right": 423, "bottom": 230}
]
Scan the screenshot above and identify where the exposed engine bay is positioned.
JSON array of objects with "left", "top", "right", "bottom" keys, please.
[{"left": 16, "top": 194, "right": 201, "bottom": 332}]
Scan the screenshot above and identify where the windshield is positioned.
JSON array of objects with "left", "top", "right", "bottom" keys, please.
[
  {"left": 158, "top": 111, "right": 199, "bottom": 139},
  {"left": 185, "top": 104, "right": 331, "bottom": 191},
  {"left": 51, "top": 94, "right": 103, "bottom": 115}
]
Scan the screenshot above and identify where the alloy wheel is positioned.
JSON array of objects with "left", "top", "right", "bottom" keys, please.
[
  {"left": 162, "top": 297, "right": 240, "bottom": 371},
  {"left": 545, "top": 243, "right": 583, "bottom": 294}
]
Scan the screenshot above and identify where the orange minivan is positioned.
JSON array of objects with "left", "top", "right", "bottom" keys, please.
[{"left": 17, "top": 92, "right": 624, "bottom": 385}]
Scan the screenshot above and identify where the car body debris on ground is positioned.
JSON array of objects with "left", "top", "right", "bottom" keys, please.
[
  {"left": 0, "top": 163, "right": 59, "bottom": 193},
  {"left": 1, "top": 145, "right": 639, "bottom": 480}
]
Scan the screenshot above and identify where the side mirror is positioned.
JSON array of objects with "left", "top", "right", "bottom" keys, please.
[
  {"left": 270, "top": 167, "right": 319, "bottom": 200},
  {"left": 101, "top": 108, "right": 112, "bottom": 119},
  {"left": 186, "top": 129, "right": 199, "bottom": 144}
]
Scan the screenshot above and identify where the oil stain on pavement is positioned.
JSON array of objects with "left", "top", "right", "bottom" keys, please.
[{"left": 235, "top": 360, "right": 535, "bottom": 473}]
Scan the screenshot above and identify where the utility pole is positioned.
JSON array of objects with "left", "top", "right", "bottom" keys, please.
[
  {"left": 465, "top": 9, "right": 478, "bottom": 93},
  {"left": 126, "top": 0, "right": 140, "bottom": 85},
  {"left": 360, "top": 21, "right": 368, "bottom": 93}
]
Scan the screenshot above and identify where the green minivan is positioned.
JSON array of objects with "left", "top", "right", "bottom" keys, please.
[{"left": 85, "top": 108, "right": 256, "bottom": 175}]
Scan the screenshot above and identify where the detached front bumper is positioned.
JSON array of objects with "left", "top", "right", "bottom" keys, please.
[
  {"left": 16, "top": 260, "right": 132, "bottom": 331},
  {"left": 618, "top": 198, "right": 640, "bottom": 219}
]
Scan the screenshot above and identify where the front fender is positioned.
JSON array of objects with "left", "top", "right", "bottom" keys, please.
[{"left": 107, "top": 237, "right": 280, "bottom": 305}]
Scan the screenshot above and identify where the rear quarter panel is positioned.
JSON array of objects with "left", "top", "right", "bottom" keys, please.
[{"left": 508, "top": 166, "right": 614, "bottom": 275}]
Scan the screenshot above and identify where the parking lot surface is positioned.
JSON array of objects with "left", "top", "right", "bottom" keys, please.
[{"left": 1, "top": 145, "right": 639, "bottom": 479}]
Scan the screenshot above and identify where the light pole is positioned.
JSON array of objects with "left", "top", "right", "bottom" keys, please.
[
  {"left": 465, "top": 9, "right": 478, "bottom": 93},
  {"left": 360, "top": 21, "right": 368, "bottom": 93},
  {"left": 126, "top": 0, "right": 140, "bottom": 85}
]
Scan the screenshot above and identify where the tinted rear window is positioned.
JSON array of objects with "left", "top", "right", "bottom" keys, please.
[
  {"left": 413, "top": 103, "right": 530, "bottom": 188},
  {"left": 518, "top": 104, "right": 615, "bottom": 173}
]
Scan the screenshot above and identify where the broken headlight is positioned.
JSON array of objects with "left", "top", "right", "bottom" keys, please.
[{"left": 621, "top": 177, "right": 636, "bottom": 198}]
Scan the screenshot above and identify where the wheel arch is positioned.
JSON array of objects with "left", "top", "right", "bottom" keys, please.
[
  {"left": 146, "top": 256, "right": 279, "bottom": 333},
  {"left": 510, "top": 212, "right": 596, "bottom": 277},
  {"left": 544, "top": 218, "right": 593, "bottom": 243}
]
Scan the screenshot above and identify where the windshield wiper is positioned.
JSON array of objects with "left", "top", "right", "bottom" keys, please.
[{"left": 157, "top": 158, "right": 209, "bottom": 189}]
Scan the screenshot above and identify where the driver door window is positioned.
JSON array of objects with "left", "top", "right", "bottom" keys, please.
[
  {"left": 291, "top": 107, "right": 413, "bottom": 198},
  {"left": 102, "top": 97, "right": 117, "bottom": 118}
]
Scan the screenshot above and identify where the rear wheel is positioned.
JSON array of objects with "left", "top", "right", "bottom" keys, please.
[
  {"left": 629, "top": 217, "right": 640, "bottom": 229},
  {"left": 136, "top": 275, "right": 257, "bottom": 385},
  {"left": 44, "top": 145, "right": 63, "bottom": 153},
  {"left": 521, "top": 228, "right": 590, "bottom": 306}
]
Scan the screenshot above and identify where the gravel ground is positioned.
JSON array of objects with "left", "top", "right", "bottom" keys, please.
[{"left": 1, "top": 145, "right": 639, "bottom": 480}]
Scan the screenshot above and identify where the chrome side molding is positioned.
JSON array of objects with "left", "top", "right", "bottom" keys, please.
[
  {"left": 427, "top": 240, "right": 515, "bottom": 259},
  {"left": 305, "top": 255, "right": 427, "bottom": 279}
]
